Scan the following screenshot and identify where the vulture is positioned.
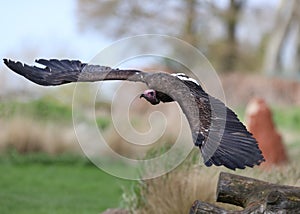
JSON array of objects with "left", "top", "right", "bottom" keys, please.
[{"left": 3, "top": 58, "right": 264, "bottom": 170}]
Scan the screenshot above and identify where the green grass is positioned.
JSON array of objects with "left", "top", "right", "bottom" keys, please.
[
  {"left": 0, "top": 98, "right": 113, "bottom": 128},
  {"left": 234, "top": 106, "right": 300, "bottom": 131},
  {"left": 96, "top": 117, "right": 111, "bottom": 130},
  {"left": 272, "top": 106, "right": 300, "bottom": 131},
  {"left": 0, "top": 98, "right": 73, "bottom": 123},
  {"left": 0, "top": 152, "right": 132, "bottom": 214}
]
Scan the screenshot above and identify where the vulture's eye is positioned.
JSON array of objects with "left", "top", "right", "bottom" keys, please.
[{"left": 149, "top": 91, "right": 154, "bottom": 96}]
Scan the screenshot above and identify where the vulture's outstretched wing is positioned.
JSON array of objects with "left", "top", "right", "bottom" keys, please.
[
  {"left": 3, "top": 59, "right": 146, "bottom": 85},
  {"left": 3, "top": 58, "right": 264, "bottom": 170},
  {"left": 179, "top": 81, "right": 264, "bottom": 169}
]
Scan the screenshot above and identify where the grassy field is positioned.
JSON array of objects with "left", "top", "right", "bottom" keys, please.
[
  {"left": 1, "top": 98, "right": 300, "bottom": 213},
  {"left": 0, "top": 152, "right": 132, "bottom": 214}
]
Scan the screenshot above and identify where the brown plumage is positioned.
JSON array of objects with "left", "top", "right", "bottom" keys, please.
[{"left": 3, "top": 58, "right": 265, "bottom": 170}]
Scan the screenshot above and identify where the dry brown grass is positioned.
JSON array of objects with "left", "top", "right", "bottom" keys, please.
[
  {"left": 134, "top": 166, "right": 220, "bottom": 214},
  {"left": 0, "top": 117, "right": 81, "bottom": 155}
]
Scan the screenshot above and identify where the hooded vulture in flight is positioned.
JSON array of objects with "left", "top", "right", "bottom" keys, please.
[{"left": 3, "top": 58, "right": 264, "bottom": 170}]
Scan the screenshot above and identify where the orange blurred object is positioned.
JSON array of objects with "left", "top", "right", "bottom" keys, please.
[{"left": 246, "top": 98, "right": 288, "bottom": 168}]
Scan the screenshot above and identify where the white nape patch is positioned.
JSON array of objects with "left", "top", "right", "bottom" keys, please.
[
  {"left": 34, "top": 62, "right": 47, "bottom": 69},
  {"left": 171, "top": 73, "right": 199, "bottom": 85}
]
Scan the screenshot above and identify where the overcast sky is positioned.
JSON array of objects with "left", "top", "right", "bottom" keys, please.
[
  {"left": 0, "top": 0, "right": 112, "bottom": 91},
  {"left": 0, "top": 0, "right": 279, "bottom": 61},
  {"left": 0, "top": 0, "right": 110, "bottom": 61}
]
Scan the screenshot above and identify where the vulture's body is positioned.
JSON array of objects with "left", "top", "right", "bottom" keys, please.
[{"left": 3, "top": 58, "right": 264, "bottom": 170}]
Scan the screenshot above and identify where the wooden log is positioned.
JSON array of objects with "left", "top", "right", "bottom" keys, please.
[
  {"left": 189, "top": 200, "right": 236, "bottom": 214},
  {"left": 190, "top": 172, "right": 300, "bottom": 214}
]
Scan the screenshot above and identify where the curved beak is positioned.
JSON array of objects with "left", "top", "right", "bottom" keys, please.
[{"left": 140, "top": 94, "right": 145, "bottom": 99}]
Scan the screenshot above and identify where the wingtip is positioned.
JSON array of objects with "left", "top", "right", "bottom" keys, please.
[
  {"left": 257, "top": 156, "right": 266, "bottom": 166},
  {"left": 3, "top": 58, "right": 9, "bottom": 65},
  {"left": 3, "top": 58, "right": 17, "bottom": 68}
]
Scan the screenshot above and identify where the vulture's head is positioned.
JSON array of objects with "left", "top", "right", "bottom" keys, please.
[{"left": 140, "top": 89, "right": 160, "bottom": 105}]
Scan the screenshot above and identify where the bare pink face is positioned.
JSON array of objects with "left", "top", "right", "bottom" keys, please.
[{"left": 140, "top": 89, "right": 160, "bottom": 105}]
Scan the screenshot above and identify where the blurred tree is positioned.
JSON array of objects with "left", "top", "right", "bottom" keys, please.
[
  {"left": 77, "top": 0, "right": 271, "bottom": 72},
  {"left": 221, "top": 0, "right": 245, "bottom": 71},
  {"left": 263, "top": 0, "right": 300, "bottom": 76}
]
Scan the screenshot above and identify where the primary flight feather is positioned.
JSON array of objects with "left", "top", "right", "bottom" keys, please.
[{"left": 3, "top": 58, "right": 265, "bottom": 170}]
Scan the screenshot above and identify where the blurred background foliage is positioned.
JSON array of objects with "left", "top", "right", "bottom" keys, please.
[{"left": 77, "top": 0, "right": 300, "bottom": 75}]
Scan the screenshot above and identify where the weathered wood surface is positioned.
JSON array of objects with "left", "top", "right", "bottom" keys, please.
[{"left": 190, "top": 172, "right": 300, "bottom": 214}]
